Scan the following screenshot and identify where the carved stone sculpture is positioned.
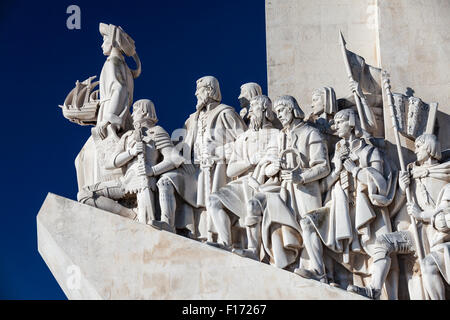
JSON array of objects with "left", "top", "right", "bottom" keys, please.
[
  {"left": 238, "top": 82, "right": 262, "bottom": 123},
  {"left": 59, "top": 76, "right": 100, "bottom": 126},
  {"left": 207, "top": 95, "right": 279, "bottom": 257},
  {"left": 66, "top": 23, "right": 143, "bottom": 197},
  {"left": 180, "top": 76, "right": 246, "bottom": 240},
  {"left": 306, "top": 87, "right": 338, "bottom": 154},
  {"left": 411, "top": 183, "right": 450, "bottom": 300},
  {"left": 78, "top": 99, "right": 184, "bottom": 231},
  {"left": 96, "top": 23, "right": 141, "bottom": 139},
  {"left": 351, "top": 134, "right": 450, "bottom": 299},
  {"left": 267, "top": 95, "right": 329, "bottom": 275},
  {"left": 51, "top": 20, "right": 450, "bottom": 300},
  {"left": 300, "top": 108, "right": 397, "bottom": 298},
  {"left": 308, "top": 87, "right": 337, "bottom": 128}
]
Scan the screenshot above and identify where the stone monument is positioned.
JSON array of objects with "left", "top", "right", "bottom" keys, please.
[{"left": 39, "top": 1, "right": 450, "bottom": 300}]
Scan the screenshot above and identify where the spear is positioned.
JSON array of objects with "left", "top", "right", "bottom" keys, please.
[{"left": 382, "top": 71, "right": 425, "bottom": 265}]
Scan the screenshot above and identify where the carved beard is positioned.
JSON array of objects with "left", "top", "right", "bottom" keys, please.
[
  {"left": 196, "top": 94, "right": 209, "bottom": 110},
  {"left": 249, "top": 111, "right": 263, "bottom": 131}
]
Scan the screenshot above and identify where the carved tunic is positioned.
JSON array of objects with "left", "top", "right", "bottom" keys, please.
[
  {"left": 193, "top": 109, "right": 209, "bottom": 164},
  {"left": 312, "top": 138, "right": 396, "bottom": 273},
  {"left": 394, "top": 161, "right": 450, "bottom": 234},
  {"left": 98, "top": 53, "right": 134, "bottom": 130},
  {"left": 393, "top": 161, "right": 450, "bottom": 282},
  {"left": 182, "top": 104, "right": 246, "bottom": 207},
  {"left": 278, "top": 122, "right": 330, "bottom": 218},
  {"left": 253, "top": 122, "right": 329, "bottom": 269}
]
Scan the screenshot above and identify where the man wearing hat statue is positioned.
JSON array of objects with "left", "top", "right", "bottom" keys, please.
[{"left": 96, "top": 22, "right": 142, "bottom": 139}]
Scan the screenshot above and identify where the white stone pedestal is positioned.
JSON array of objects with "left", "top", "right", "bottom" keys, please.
[{"left": 37, "top": 193, "right": 365, "bottom": 300}]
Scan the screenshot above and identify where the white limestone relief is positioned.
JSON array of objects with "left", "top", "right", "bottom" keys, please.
[{"left": 54, "top": 22, "right": 449, "bottom": 300}]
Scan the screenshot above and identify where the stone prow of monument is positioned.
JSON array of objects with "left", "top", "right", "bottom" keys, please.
[{"left": 37, "top": 193, "right": 365, "bottom": 300}]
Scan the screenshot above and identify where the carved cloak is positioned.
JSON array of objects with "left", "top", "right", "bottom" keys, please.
[
  {"left": 261, "top": 191, "right": 303, "bottom": 269},
  {"left": 174, "top": 104, "right": 245, "bottom": 238},
  {"left": 309, "top": 138, "right": 397, "bottom": 273}
]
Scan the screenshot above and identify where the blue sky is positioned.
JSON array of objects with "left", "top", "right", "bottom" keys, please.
[{"left": 0, "top": 0, "right": 267, "bottom": 299}]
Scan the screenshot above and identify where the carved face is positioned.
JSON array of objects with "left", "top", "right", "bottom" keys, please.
[
  {"left": 132, "top": 103, "right": 147, "bottom": 122},
  {"left": 312, "top": 91, "right": 324, "bottom": 115},
  {"left": 248, "top": 100, "right": 264, "bottom": 131},
  {"left": 238, "top": 89, "right": 251, "bottom": 109},
  {"left": 275, "top": 103, "right": 293, "bottom": 128},
  {"left": 334, "top": 117, "right": 352, "bottom": 138},
  {"left": 101, "top": 35, "right": 113, "bottom": 56},
  {"left": 195, "top": 85, "right": 211, "bottom": 110},
  {"left": 414, "top": 139, "right": 430, "bottom": 164}
]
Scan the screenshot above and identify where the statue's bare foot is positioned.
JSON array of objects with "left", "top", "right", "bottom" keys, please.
[
  {"left": 294, "top": 268, "right": 327, "bottom": 283},
  {"left": 232, "top": 248, "right": 258, "bottom": 261},
  {"left": 347, "top": 285, "right": 380, "bottom": 300}
]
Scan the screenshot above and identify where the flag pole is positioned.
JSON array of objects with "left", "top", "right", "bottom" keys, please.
[
  {"left": 382, "top": 71, "right": 425, "bottom": 265},
  {"left": 339, "top": 30, "right": 369, "bottom": 133}
]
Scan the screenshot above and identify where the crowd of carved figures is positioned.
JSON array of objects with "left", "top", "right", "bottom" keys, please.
[{"left": 60, "top": 23, "right": 450, "bottom": 300}]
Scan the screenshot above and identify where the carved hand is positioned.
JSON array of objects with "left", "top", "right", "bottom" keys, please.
[
  {"left": 281, "top": 168, "right": 304, "bottom": 184},
  {"left": 349, "top": 79, "right": 364, "bottom": 98},
  {"left": 343, "top": 159, "right": 357, "bottom": 173},
  {"left": 336, "top": 145, "right": 350, "bottom": 160},
  {"left": 406, "top": 202, "right": 422, "bottom": 220},
  {"left": 332, "top": 155, "right": 343, "bottom": 173},
  {"left": 130, "top": 141, "right": 144, "bottom": 156},
  {"left": 265, "top": 160, "right": 281, "bottom": 177},
  {"left": 398, "top": 170, "right": 411, "bottom": 194},
  {"left": 97, "top": 121, "right": 110, "bottom": 140}
]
